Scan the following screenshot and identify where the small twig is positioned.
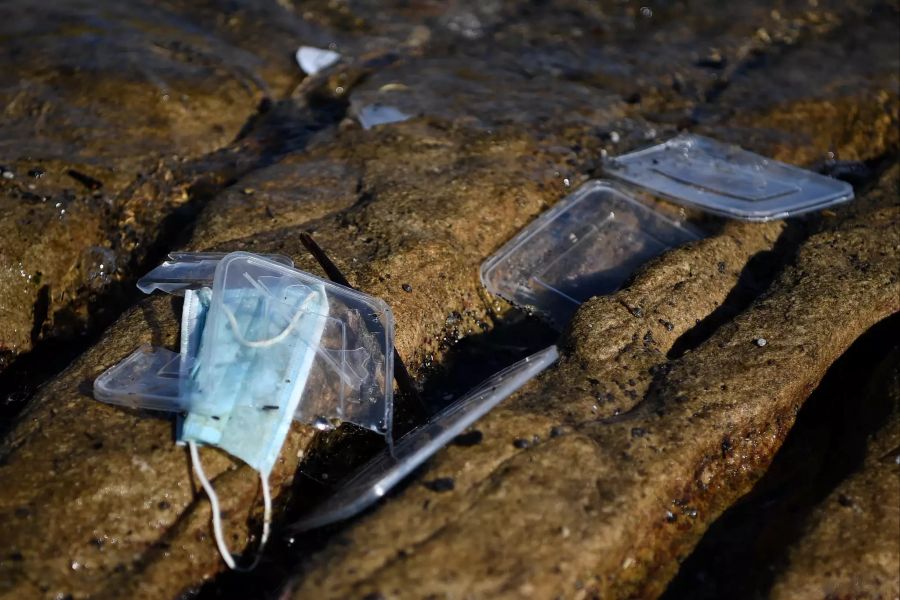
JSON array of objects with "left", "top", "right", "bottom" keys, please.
[{"left": 299, "top": 231, "right": 425, "bottom": 418}]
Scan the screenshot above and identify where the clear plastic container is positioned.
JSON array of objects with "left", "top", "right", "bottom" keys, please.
[
  {"left": 136, "top": 252, "right": 293, "bottom": 295},
  {"left": 96, "top": 253, "right": 395, "bottom": 436},
  {"left": 289, "top": 345, "right": 559, "bottom": 532},
  {"left": 481, "top": 181, "right": 701, "bottom": 327},
  {"left": 603, "top": 134, "right": 854, "bottom": 221},
  {"left": 195, "top": 252, "right": 394, "bottom": 435}
]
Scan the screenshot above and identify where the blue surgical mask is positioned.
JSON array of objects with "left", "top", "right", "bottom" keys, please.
[
  {"left": 94, "top": 251, "right": 396, "bottom": 570},
  {"left": 178, "top": 271, "right": 329, "bottom": 570},
  {"left": 180, "top": 276, "right": 329, "bottom": 476}
]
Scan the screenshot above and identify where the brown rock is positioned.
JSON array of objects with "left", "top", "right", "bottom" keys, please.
[
  {"left": 705, "top": 4, "right": 899, "bottom": 165},
  {"left": 0, "top": 2, "right": 898, "bottom": 599},
  {"left": 0, "top": 103, "right": 623, "bottom": 600},
  {"left": 769, "top": 356, "right": 900, "bottom": 600},
  {"left": 0, "top": 0, "right": 293, "bottom": 367},
  {"left": 286, "top": 169, "right": 898, "bottom": 599}
]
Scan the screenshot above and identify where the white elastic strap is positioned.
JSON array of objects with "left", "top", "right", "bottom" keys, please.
[
  {"left": 188, "top": 441, "right": 272, "bottom": 571},
  {"left": 221, "top": 288, "right": 320, "bottom": 348}
]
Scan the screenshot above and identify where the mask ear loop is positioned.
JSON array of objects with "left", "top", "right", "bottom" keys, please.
[
  {"left": 188, "top": 441, "right": 272, "bottom": 571},
  {"left": 221, "top": 288, "right": 320, "bottom": 349}
]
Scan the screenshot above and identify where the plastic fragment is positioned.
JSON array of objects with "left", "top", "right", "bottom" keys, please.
[
  {"left": 356, "top": 104, "right": 411, "bottom": 130},
  {"left": 136, "top": 252, "right": 293, "bottom": 295},
  {"left": 289, "top": 345, "right": 559, "bottom": 532},
  {"left": 296, "top": 46, "right": 341, "bottom": 75}
]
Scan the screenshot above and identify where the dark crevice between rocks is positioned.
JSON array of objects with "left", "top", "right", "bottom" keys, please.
[
  {"left": 662, "top": 312, "right": 900, "bottom": 600},
  {"left": 667, "top": 149, "right": 898, "bottom": 360},
  {"left": 416, "top": 310, "right": 558, "bottom": 416},
  {"left": 666, "top": 220, "right": 809, "bottom": 360},
  {"left": 0, "top": 94, "right": 352, "bottom": 436}
]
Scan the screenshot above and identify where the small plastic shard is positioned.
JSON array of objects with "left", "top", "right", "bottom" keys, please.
[
  {"left": 603, "top": 134, "right": 854, "bottom": 221},
  {"left": 356, "top": 104, "right": 411, "bottom": 130},
  {"left": 289, "top": 345, "right": 560, "bottom": 532},
  {"left": 296, "top": 46, "right": 341, "bottom": 75},
  {"left": 481, "top": 181, "right": 700, "bottom": 328},
  {"left": 136, "top": 252, "right": 293, "bottom": 295}
]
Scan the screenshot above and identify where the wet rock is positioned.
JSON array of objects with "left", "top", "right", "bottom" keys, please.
[
  {"left": 0, "top": 0, "right": 437, "bottom": 373},
  {"left": 769, "top": 356, "right": 899, "bottom": 600},
  {"left": 286, "top": 168, "right": 898, "bottom": 598},
  {"left": 0, "top": 66, "right": 627, "bottom": 600},
  {"left": 192, "top": 155, "right": 362, "bottom": 248},
  {"left": 0, "top": 1, "right": 897, "bottom": 598},
  {"left": 0, "top": 0, "right": 303, "bottom": 369},
  {"left": 701, "top": 4, "right": 899, "bottom": 165}
]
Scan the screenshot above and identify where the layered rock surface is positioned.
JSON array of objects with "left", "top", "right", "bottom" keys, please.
[
  {"left": 0, "top": 1, "right": 897, "bottom": 599},
  {"left": 770, "top": 354, "right": 899, "bottom": 600}
]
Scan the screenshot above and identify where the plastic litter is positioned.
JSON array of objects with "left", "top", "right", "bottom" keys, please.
[
  {"left": 94, "top": 251, "right": 395, "bottom": 569},
  {"left": 289, "top": 345, "right": 559, "bottom": 532},
  {"left": 99, "top": 252, "right": 395, "bottom": 435},
  {"left": 136, "top": 252, "right": 293, "bottom": 295},
  {"left": 603, "top": 134, "right": 854, "bottom": 221},
  {"left": 295, "top": 46, "right": 341, "bottom": 75},
  {"left": 482, "top": 134, "right": 854, "bottom": 326},
  {"left": 481, "top": 181, "right": 700, "bottom": 327},
  {"left": 356, "top": 104, "right": 412, "bottom": 130}
]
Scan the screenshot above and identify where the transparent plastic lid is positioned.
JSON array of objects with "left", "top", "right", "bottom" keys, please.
[
  {"left": 481, "top": 181, "right": 700, "bottom": 328},
  {"left": 93, "top": 345, "right": 188, "bottom": 412},
  {"left": 96, "top": 253, "right": 395, "bottom": 435},
  {"left": 136, "top": 252, "right": 293, "bottom": 295},
  {"left": 603, "top": 134, "right": 854, "bottom": 221},
  {"left": 289, "top": 345, "right": 559, "bottom": 532}
]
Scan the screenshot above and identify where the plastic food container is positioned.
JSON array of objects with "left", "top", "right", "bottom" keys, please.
[
  {"left": 482, "top": 135, "right": 854, "bottom": 326},
  {"left": 96, "top": 252, "right": 395, "bottom": 436},
  {"left": 481, "top": 181, "right": 701, "bottom": 327}
]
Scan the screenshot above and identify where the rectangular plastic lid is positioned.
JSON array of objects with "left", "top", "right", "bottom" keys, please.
[
  {"left": 289, "top": 345, "right": 559, "bottom": 532},
  {"left": 603, "top": 134, "right": 854, "bottom": 221},
  {"left": 481, "top": 181, "right": 700, "bottom": 328},
  {"left": 137, "top": 252, "right": 293, "bottom": 295}
]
